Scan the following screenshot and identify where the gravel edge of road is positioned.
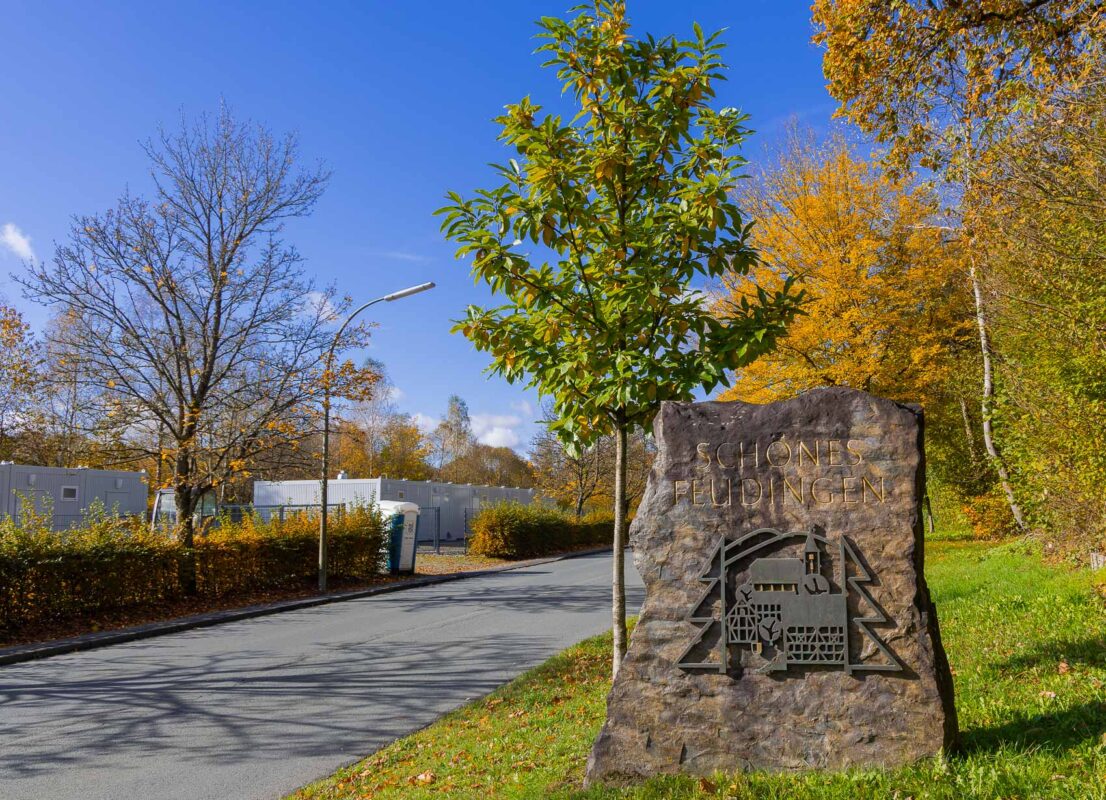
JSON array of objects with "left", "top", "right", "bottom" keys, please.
[{"left": 0, "top": 547, "right": 613, "bottom": 667}]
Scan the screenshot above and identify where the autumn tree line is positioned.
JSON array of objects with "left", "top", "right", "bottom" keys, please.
[
  {"left": 0, "top": 306, "right": 649, "bottom": 517},
  {"left": 1, "top": 270, "right": 644, "bottom": 524},
  {"left": 0, "top": 112, "right": 650, "bottom": 529},
  {"left": 3, "top": 3, "right": 1106, "bottom": 571},
  {"left": 735, "top": 0, "right": 1106, "bottom": 558},
  {"left": 1, "top": 270, "right": 647, "bottom": 512}
]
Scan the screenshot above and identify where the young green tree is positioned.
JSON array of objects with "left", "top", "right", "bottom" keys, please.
[{"left": 438, "top": 2, "right": 800, "bottom": 677}]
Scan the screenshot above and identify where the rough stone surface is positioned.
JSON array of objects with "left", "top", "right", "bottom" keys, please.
[{"left": 587, "top": 388, "right": 958, "bottom": 784}]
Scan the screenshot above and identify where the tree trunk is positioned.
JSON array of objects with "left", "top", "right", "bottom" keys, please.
[
  {"left": 62, "top": 376, "right": 79, "bottom": 468},
  {"left": 175, "top": 479, "right": 199, "bottom": 596},
  {"left": 155, "top": 423, "right": 165, "bottom": 488},
  {"left": 958, "top": 397, "right": 978, "bottom": 470},
  {"left": 969, "top": 260, "right": 1027, "bottom": 532},
  {"left": 174, "top": 442, "right": 202, "bottom": 595},
  {"left": 611, "top": 421, "right": 629, "bottom": 680}
]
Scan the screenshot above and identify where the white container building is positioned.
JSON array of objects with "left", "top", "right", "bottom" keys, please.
[
  {"left": 252, "top": 477, "right": 535, "bottom": 544},
  {"left": 0, "top": 462, "right": 148, "bottom": 530}
]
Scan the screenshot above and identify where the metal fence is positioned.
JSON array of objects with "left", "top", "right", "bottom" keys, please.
[
  {"left": 250, "top": 503, "right": 346, "bottom": 524},
  {"left": 415, "top": 507, "right": 476, "bottom": 554}
]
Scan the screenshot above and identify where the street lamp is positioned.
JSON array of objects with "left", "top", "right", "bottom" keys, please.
[{"left": 319, "top": 281, "right": 435, "bottom": 591}]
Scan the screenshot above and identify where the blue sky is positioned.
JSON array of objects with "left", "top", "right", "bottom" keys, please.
[{"left": 0, "top": 0, "right": 835, "bottom": 454}]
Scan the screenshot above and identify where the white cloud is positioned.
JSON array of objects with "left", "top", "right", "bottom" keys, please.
[
  {"left": 480, "top": 427, "right": 521, "bottom": 448},
  {"left": 471, "top": 413, "right": 523, "bottom": 449},
  {"left": 377, "top": 250, "right": 431, "bottom": 263},
  {"left": 412, "top": 412, "right": 439, "bottom": 433},
  {"left": 305, "top": 290, "right": 338, "bottom": 321},
  {"left": 1, "top": 223, "right": 35, "bottom": 262},
  {"left": 509, "top": 399, "right": 534, "bottom": 417},
  {"left": 385, "top": 386, "right": 405, "bottom": 403}
]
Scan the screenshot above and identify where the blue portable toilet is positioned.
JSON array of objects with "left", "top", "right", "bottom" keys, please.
[{"left": 378, "top": 500, "right": 419, "bottom": 574}]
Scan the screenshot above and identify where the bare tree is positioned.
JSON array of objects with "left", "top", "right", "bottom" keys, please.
[
  {"left": 20, "top": 108, "right": 359, "bottom": 590},
  {"left": 531, "top": 425, "right": 605, "bottom": 518},
  {"left": 429, "top": 394, "right": 473, "bottom": 473},
  {"left": 348, "top": 357, "right": 397, "bottom": 477},
  {"left": 440, "top": 443, "right": 534, "bottom": 487},
  {"left": 532, "top": 399, "right": 653, "bottom": 518}
]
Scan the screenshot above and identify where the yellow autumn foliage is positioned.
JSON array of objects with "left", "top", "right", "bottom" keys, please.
[{"left": 718, "top": 132, "right": 972, "bottom": 409}]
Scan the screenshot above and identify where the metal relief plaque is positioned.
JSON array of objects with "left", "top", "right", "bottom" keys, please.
[{"left": 678, "top": 529, "right": 901, "bottom": 675}]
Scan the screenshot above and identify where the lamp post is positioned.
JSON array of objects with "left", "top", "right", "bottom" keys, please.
[{"left": 319, "top": 281, "right": 435, "bottom": 591}]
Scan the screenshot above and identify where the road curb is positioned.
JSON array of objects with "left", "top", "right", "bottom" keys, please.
[{"left": 0, "top": 547, "right": 613, "bottom": 667}]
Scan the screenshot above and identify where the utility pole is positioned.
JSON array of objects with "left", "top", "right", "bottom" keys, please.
[{"left": 319, "top": 282, "right": 435, "bottom": 591}]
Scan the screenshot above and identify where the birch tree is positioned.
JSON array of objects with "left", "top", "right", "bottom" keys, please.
[{"left": 812, "top": 0, "right": 1105, "bottom": 530}]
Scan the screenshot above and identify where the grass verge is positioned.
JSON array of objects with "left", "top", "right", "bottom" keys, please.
[{"left": 292, "top": 539, "right": 1106, "bottom": 800}]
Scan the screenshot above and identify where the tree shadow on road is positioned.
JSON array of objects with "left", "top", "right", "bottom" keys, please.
[{"left": 0, "top": 558, "right": 644, "bottom": 787}]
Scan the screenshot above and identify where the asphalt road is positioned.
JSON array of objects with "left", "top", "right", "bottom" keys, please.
[{"left": 0, "top": 552, "right": 643, "bottom": 800}]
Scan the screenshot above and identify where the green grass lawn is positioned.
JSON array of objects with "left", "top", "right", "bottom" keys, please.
[{"left": 291, "top": 539, "right": 1106, "bottom": 799}]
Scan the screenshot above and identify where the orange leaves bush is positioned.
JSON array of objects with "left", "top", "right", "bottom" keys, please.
[
  {"left": 961, "top": 492, "right": 1020, "bottom": 540},
  {"left": 467, "top": 503, "right": 612, "bottom": 559},
  {"left": 0, "top": 504, "right": 387, "bottom": 636}
]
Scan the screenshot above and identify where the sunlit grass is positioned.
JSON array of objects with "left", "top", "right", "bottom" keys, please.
[{"left": 292, "top": 539, "right": 1106, "bottom": 800}]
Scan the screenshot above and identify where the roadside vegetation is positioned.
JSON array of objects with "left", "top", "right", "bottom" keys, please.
[
  {"left": 0, "top": 502, "right": 387, "bottom": 646},
  {"left": 292, "top": 536, "right": 1106, "bottom": 800},
  {"left": 0, "top": 499, "right": 609, "bottom": 648},
  {"left": 467, "top": 504, "right": 612, "bottom": 559}
]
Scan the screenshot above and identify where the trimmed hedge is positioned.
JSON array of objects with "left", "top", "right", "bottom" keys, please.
[
  {"left": 0, "top": 502, "right": 387, "bottom": 636},
  {"left": 467, "top": 502, "right": 613, "bottom": 559}
]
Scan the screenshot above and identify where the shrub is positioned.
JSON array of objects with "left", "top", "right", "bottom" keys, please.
[
  {"left": 961, "top": 492, "right": 1020, "bottom": 540},
  {"left": 468, "top": 503, "right": 613, "bottom": 559},
  {"left": 0, "top": 501, "right": 387, "bottom": 637}
]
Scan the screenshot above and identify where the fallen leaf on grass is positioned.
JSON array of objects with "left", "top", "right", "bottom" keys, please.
[
  {"left": 698, "top": 777, "right": 717, "bottom": 793},
  {"left": 1040, "top": 690, "right": 1057, "bottom": 699},
  {"left": 1058, "top": 660, "right": 1071, "bottom": 674},
  {"left": 411, "top": 771, "right": 435, "bottom": 786}
]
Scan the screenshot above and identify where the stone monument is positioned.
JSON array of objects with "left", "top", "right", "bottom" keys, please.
[{"left": 587, "top": 388, "right": 958, "bottom": 784}]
